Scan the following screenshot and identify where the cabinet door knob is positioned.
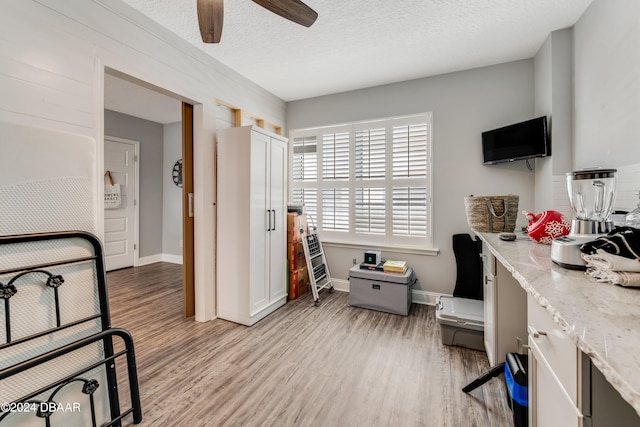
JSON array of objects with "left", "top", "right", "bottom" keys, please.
[{"left": 528, "top": 325, "right": 547, "bottom": 338}]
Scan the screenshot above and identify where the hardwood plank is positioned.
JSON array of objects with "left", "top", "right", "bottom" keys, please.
[{"left": 107, "top": 263, "right": 512, "bottom": 426}]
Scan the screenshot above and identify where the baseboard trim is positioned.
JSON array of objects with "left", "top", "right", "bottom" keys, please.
[
  {"left": 138, "top": 254, "right": 162, "bottom": 266},
  {"left": 138, "top": 254, "right": 183, "bottom": 266},
  {"left": 332, "top": 278, "right": 349, "bottom": 292},
  {"left": 162, "top": 254, "right": 183, "bottom": 265},
  {"left": 330, "top": 278, "right": 445, "bottom": 306}
]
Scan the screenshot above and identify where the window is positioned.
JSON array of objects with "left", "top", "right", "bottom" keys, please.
[{"left": 290, "top": 113, "right": 432, "bottom": 248}]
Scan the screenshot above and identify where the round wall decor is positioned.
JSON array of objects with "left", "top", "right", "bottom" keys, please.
[{"left": 172, "top": 159, "right": 182, "bottom": 187}]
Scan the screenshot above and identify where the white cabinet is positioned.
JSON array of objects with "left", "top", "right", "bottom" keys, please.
[
  {"left": 527, "top": 295, "right": 582, "bottom": 427},
  {"left": 482, "top": 246, "right": 497, "bottom": 364},
  {"left": 216, "top": 126, "right": 288, "bottom": 326},
  {"left": 481, "top": 242, "right": 527, "bottom": 366}
]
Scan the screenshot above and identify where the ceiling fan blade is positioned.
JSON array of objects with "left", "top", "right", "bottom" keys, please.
[
  {"left": 197, "top": 0, "right": 224, "bottom": 43},
  {"left": 252, "top": 0, "right": 318, "bottom": 27}
]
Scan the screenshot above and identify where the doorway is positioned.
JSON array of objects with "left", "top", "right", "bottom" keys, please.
[{"left": 103, "top": 70, "right": 195, "bottom": 318}]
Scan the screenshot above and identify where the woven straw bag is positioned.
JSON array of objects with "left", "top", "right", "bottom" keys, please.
[{"left": 464, "top": 195, "right": 519, "bottom": 233}]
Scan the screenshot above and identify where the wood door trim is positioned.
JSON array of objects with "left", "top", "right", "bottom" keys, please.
[{"left": 182, "top": 103, "right": 195, "bottom": 318}]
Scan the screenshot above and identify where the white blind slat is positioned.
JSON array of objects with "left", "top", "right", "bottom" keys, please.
[
  {"left": 392, "top": 187, "right": 427, "bottom": 237},
  {"left": 393, "top": 123, "right": 428, "bottom": 178},
  {"left": 292, "top": 188, "right": 317, "bottom": 220},
  {"left": 292, "top": 136, "right": 317, "bottom": 182},
  {"left": 355, "top": 187, "right": 385, "bottom": 235},
  {"left": 322, "top": 188, "right": 349, "bottom": 232},
  {"left": 355, "top": 128, "right": 386, "bottom": 180},
  {"left": 323, "top": 132, "right": 350, "bottom": 180}
]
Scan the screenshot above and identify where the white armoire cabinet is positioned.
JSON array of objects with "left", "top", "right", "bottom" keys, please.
[{"left": 216, "top": 126, "right": 288, "bottom": 326}]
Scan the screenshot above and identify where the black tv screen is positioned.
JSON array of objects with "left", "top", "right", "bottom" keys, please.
[{"left": 482, "top": 116, "right": 550, "bottom": 165}]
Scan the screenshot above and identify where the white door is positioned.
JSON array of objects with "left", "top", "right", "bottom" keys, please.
[
  {"left": 269, "top": 137, "right": 287, "bottom": 302},
  {"left": 249, "top": 131, "right": 270, "bottom": 314},
  {"left": 104, "top": 137, "right": 138, "bottom": 271}
]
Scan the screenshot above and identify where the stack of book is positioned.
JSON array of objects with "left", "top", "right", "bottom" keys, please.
[{"left": 383, "top": 260, "right": 408, "bottom": 274}]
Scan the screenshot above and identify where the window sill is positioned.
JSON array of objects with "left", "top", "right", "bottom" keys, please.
[{"left": 321, "top": 240, "right": 439, "bottom": 257}]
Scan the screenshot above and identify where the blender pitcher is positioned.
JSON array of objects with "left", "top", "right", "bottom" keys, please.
[
  {"left": 567, "top": 168, "right": 617, "bottom": 227},
  {"left": 551, "top": 168, "right": 617, "bottom": 269}
]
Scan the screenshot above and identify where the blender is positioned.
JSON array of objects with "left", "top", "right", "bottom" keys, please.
[{"left": 551, "top": 168, "right": 617, "bottom": 269}]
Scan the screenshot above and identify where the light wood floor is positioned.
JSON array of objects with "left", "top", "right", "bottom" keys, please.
[{"left": 107, "top": 263, "right": 512, "bottom": 427}]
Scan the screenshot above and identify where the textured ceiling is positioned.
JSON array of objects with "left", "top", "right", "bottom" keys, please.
[{"left": 117, "top": 0, "right": 592, "bottom": 102}]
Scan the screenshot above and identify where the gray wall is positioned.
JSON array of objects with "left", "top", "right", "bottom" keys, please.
[
  {"left": 104, "top": 109, "right": 164, "bottom": 258},
  {"left": 163, "top": 122, "right": 183, "bottom": 257},
  {"left": 573, "top": 0, "right": 640, "bottom": 169},
  {"left": 287, "top": 60, "right": 536, "bottom": 296}
]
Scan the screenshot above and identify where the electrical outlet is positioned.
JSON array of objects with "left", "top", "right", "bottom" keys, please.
[{"left": 353, "top": 258, "right": 357, "bottom": 265}]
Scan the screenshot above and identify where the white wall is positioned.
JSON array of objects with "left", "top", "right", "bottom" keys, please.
[
  {"left": 163, "top": 121, "right": 183, "bottom": 259},
  {"left": 567, "top": 0, "right": 640, "bottom": 212},
  {"left": 0, "top": 0, "right": 286, "bottom": 321},
  {"left": 287, "top": 60, "right": 536, "bottom": 298},
  {"left": 573, "top": 0, "right": 640, "bottom": 170}
]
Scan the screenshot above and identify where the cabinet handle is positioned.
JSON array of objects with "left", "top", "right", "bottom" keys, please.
[{"left": 528, "top": 325, "right": 548, "bottom": 338}]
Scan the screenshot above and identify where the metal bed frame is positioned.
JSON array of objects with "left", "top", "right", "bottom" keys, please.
[{"left": 0, "top": 231, "right": 142, "bottom": 426}]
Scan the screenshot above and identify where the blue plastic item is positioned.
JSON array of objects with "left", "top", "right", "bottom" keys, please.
[{"left": 505, "top": 360, "right": 528, "bottom": 407}]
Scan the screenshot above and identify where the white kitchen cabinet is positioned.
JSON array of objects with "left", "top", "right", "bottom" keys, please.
[
  {"left": 481, "top": 242, "right": 528, "bottom": 366},
  {"left": 477, "top": 232, "right": 640, "bottom": 425},
  {"left": 482, "top": 247, "right": 497, "bottom": 364},
  {"left": 216, "top": 126, "right": 288, "bottom": 326},
  {"left": 527, "top": 295, "right": 582, "bottom": 427}
]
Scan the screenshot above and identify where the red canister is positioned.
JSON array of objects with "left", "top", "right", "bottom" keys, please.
[{"left": 523, "top": 210, "right": 570, "bottom": 244}]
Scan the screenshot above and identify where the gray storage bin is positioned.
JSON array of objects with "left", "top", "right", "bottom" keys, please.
[
  {"left": 436, "top": 296, "right": 485, "bottom": 351},
  {"left": 349, "top": 265, "right": 415, "bottom": 316}
]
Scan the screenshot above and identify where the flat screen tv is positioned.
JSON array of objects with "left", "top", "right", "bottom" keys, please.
[{"left": 482, "top": 116, "right": 550, "bottom": 165}]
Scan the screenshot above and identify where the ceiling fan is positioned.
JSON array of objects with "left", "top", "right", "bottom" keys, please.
[{"left": 197, "top": 0, "right": 318, "bottom": 43}]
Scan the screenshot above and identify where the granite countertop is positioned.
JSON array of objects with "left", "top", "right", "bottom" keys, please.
[{"left": 477, "top": 231, "right": 640, "bottom": 416}]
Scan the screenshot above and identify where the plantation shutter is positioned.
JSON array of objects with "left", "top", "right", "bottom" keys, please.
[
  {"left": 390, "top": 121, "right": 429, "bottom": 239},
  {"left": 291, "top": 136, "right": 318, "bottom": 219},
  {"left": 355, "top": 187, "right": 386, "bottom": 234},
  {"left": 289, "top": 113, "right": 432, "bottom": 247},
  {"left": 291, "top": 188, "right": 317, "bottom": 221},
  {"left": 355, "top": 128, "right": 386, "bottom": 179},
  {"left": 354, "top": 127, "right": 386, "bottom": 235},
  {"left": 292, "top": 136, "right": 317, "bottom": 182},
  {"left": 320, "top": 131, "right": 350, "bottom": 232},
  {"left": 322, "top": 132, "right": 349, "bottom": 180},
  {"left": 322, "top": 188, "right": 349, "bottom": 232},
  {"left": 392, "top": 123, "right": 428, "bottom": 178},
  {"left": 392, "top": 187, "right": 427, "bottom": 237}
]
